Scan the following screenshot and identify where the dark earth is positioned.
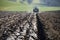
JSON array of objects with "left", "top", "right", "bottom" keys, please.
[{"left": 0, "top": 11, "right": 60, "bottom": 40}]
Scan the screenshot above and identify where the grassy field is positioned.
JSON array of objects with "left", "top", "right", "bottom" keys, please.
[{"left": 0, "top": 0, "right": 60, "bottom": 12}]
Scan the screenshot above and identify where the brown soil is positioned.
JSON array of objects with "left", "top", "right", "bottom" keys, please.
[
  {"left": 38, "top": 11, "right": 60, "bottom": 40},
  {"left": 0, "top": 11, "right": 60, "bottom": 40}
]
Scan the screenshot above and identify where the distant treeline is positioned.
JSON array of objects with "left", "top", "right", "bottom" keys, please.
[
  {"left": 8, "top": 0, "right": 33, "bottom": 4},
  {"left": 8, "top": 0, "right": 60, "bottom": 6},
  {"left": 40, "top": 0, "right": 60, "bottom": 6}
]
